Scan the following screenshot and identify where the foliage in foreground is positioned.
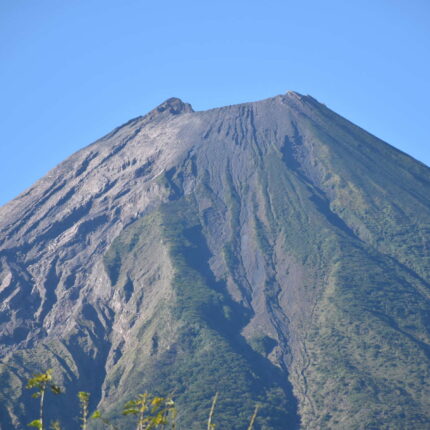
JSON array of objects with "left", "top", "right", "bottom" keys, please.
[{"left": 25, "top": 371, "right": 259, "bottom": 430}]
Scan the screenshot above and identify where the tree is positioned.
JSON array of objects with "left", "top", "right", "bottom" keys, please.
[
  {"left": 123, "top": 393, "right": 176, "bottom": 430},
  {"left": 26, "top": 369, "right": 62, "bottom": 430}
]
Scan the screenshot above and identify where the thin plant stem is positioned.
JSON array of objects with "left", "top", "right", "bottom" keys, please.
[
  {"left": 40, "top": 386, "right": 45, "bottom": 430},
  {"left": 207, "top": 392, "right": 218, "bottom": 430},
  {"left": 247, "top": 405, "right": 259, "bottom": 430}
]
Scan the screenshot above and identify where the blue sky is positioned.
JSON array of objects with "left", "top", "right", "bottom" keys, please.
[{"left": 1, "top": 0, "right": 429, "bottom": 206}]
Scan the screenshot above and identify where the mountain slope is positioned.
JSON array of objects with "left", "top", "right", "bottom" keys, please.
[{"left": 1, "top": 92, "right": 430, "bottom": 429}]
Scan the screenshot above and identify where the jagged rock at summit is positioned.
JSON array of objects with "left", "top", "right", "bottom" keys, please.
[{"left": 1, "top": 92, "right": 430, "bottom": 429}]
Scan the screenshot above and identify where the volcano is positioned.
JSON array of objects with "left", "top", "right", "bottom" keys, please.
[{"left": 1, "top": 92, "right": 430, "bottom": 429}]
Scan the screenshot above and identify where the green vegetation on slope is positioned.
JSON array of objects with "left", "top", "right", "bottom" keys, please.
[{"left": 101, "top": 197, "right": 297, "bottom": 429}]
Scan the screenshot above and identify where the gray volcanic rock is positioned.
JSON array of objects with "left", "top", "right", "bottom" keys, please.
[{"left": 1, "top": 92, "right": 430, "bottom": 429}]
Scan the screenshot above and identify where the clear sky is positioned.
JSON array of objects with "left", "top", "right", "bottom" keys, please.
[{"left": 1, "top": 0, "right": 429, "bottom": 206}]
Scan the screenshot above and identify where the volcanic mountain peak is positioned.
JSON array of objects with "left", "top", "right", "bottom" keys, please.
[
  {"left": 152, "top": 96, "right": 194, "bottom": 116},
  {"left": 1, "top": 92, "right": 430, "bottom": 430}
]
